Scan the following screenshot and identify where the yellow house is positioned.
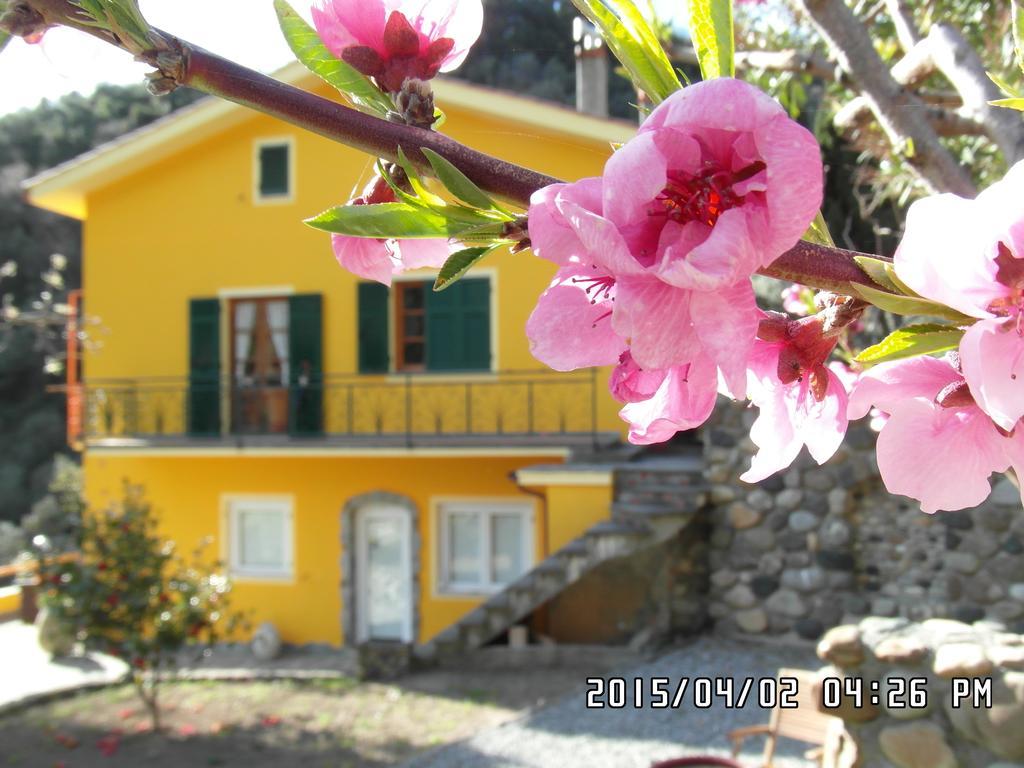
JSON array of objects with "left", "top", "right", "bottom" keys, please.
[{"left": 25, "top": 64, "right": 705, "bottom": 661}]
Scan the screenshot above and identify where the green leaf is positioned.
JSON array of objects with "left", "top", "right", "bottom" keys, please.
[
  {"left": 0, "top": 30, "right": 9, "bottom": 57},
  {"left": 393, "top": 147, "right": 446, "bottom": 207},
  {"left": 802, "top": 210, "right": 835, "bottom": 248},
  {"left": 570, "top": 0, "right": 681, "bottom": 104},
  {"left": 853, "top": 256, "right": 901, "bottom": 294},
  {"left": 856, "top": 323, "right": 965, "bottom": 364},
  {"left": 849, "top": 282, "right": 976, "bottom": 324},
  {"left": 988, "top": 71, "right": 1022, "bottom": 98},
  {"left": 421, "top": 148, "right": 504, "bottom": 213},
  {"left": 991, "top": 97, "right": 1024, "bottom": 112},
  {"left": 688, "top": 0, "right": 734, "bottom": 79},
  {"left": 306, "top": 202, "right": 469, "bottom": 239},
  {"left": 273, "top": 0, "right": 393, "bottom": 117},
  {"left": 1014, "top": 0, "right": 1024, "bottom": 76},
  {"left": 434, "top": 246, "right": 499, "bottom": 291}
]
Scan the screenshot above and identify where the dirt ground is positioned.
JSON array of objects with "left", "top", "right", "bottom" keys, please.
[{"left": 0, "top": 664, "right": 597, "bottom": 767}]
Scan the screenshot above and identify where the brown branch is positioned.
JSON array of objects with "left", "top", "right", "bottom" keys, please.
[
  {"left": 183, "top": 47, "right": 558, "bottom": 207},
  {"left": 882, "top": 0, "right": 922, "bottom": 52},
  {"left": 761, "top": 241, "right": 886, "bottom": 295},
  {"left": 836, "top": 96, "right": 985, "bottom": 137},
  {"left": 792, "top": 0, "right": 977, "bottom": 197},
  {"left": 835, "top": 24, "right": 1024, "bottom": 163},
  {"left": 672, "top": 45, "right": 835, "bottom": 80},
  {"left": 5, "top": 0, "right": 896, "bottom": 298},
  {"left": 924, "top": 23, "right": 1024, "bottom": 164}
]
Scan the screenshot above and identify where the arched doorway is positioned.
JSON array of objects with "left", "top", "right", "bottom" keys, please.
[{"left": 340, "top": 493, "right": 420, "bottom": 646}]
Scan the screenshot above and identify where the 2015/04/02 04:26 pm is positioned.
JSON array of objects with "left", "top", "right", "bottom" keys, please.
[{"left": 584, "top": 676, "right": 994, "bottom": 710}]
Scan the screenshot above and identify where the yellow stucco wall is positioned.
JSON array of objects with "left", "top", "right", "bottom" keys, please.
[
  {"left": 69, "top": 77, "right": 636, "bottom": 646},
  {"left": 0, "top": 586, "right": 20, "bottom": 618},
  {"left": 544, "top": 484, "right": 614, "bottom": 553},
  {"left": 85, "top": 452, "right": 564, "bottom": 645},
  {"left": 81, "top": 79, "right": 622, "bottom": 408}
]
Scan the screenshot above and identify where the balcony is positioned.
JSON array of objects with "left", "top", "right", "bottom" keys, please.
[{"left": 73, "top": 370, "right": 615, "bottom": 450}]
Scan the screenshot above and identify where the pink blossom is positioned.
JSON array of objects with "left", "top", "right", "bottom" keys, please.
[
  {"left": 332, "top": 175, "right": 451, "bottom": 286},
  {"left": 312, "top": 0, "right": 483, "bottom": 92},
  {"left": 526, "top": 78, "right": 823, "bottom": 403},
  {"left": 740, "top": 326, "right": 849, "bottom": 483},
  {"left": 781, "top": 283, "right": 811, "bottom": 315},
  {"left": 848, "top": 355, "right": 1024, "bottom": 513},
  {"left": 894, "top": 160, "right": 1024, "bottom": 432},
  {"left": 618, "top": 355, "right": 719, "bottom": 445},
  {"left": 609, "top": 351, "right": 668, "bottom": 403}
]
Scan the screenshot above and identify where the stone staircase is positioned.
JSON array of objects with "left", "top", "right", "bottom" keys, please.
[{"left": 414, "top": 451, "right": 708, "bottom": 664}]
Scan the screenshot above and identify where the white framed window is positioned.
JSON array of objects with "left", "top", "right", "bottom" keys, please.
[
  {"left": 225, "top": 496, "right": 294, "bottom": 580},
  {"left": 438, "top": 501, "right": 533, "bottom": 594},
  {"left": 254, "top": 137, "right": 295, "bottom": 204}
]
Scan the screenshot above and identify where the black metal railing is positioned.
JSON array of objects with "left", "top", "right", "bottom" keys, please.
[{"left": 79, "top": 369, "right": 602, "bottom": 446}]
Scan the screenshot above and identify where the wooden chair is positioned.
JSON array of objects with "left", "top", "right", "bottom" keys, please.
[{"left": 727, "top": 668, "right": 840, "bottom": 768}]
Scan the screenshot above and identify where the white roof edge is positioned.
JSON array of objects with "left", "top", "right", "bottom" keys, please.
[{"left": 23, "top": 60, "right": 636, "bottom": 207}]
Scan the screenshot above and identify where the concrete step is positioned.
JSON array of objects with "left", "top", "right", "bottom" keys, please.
[
  {"left": 559, "top": 540, "right": 590, "bottom": 557},
  {"left": 588, "top": 519, "right": 650, "bottom": 536},
  {"left": 616, "top": 484, "right": 708, "bottom": 502},
  {"left": 612, "top": 499, "right": 703, "bottom": 519}
]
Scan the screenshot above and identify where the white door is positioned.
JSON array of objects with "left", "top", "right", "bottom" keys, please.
[{"left": 356, "top": 505, "right": 413, "bottom": 643}]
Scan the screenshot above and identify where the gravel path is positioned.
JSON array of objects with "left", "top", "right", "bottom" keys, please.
[{"left": 403, "top": 636, "right": 821, "bottom": 768}]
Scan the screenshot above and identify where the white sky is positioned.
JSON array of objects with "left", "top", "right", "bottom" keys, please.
[{"left": 0, "top": 0, "right": 684, "bottom": 116}]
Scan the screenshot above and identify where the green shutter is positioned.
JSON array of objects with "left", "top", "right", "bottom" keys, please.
[
  {"left": 358, "top": 282, "right": 390, "bottom": 373},
  {"left": 259, "top": 144, "right": 290, "bottom": 197},
  {"left": 288, "top": 293, "right": 323, "bottom": 436},
  {"left": 426, "top": 278, "right": 491, "bottom": 371},
  {"left": 188, "top": 298, "right": 220, "bottom": 436}
]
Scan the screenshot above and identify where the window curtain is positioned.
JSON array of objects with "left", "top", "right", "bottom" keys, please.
[
  {"left": 234, "top": 302, "right": 257, "bottom": 380},
  {"left": 267, "top": 301, "right": 290, "bottom": 382}
]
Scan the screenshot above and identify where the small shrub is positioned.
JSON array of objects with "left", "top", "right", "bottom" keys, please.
[{"left": 39, "top": 482, "right": 240, "bottom": 730}]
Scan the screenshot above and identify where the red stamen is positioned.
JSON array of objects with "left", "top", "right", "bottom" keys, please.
[
  {"left": 651, "top": 160, "right": 765, "bottom": 228},
  {"left": 572, "top": 275, "right": 616, "bottom": 304}
]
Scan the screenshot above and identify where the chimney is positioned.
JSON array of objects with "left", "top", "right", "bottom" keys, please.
[{"left": 573, "top": 17, "right": 609, "bottom": 118}]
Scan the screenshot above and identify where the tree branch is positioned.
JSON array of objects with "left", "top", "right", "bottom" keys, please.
[
  {"left": 4, "top": 1, "right": 895, "bottom": 298},
  {"left": 882, "top": 0, "right": 922, "bottom": 52},
  {"left": 182, "top": 46, "right": 559, "bottom": 207},
  {"left": 836, "top": 96, "right": 985, "bottom": 137},
  {"left": 924, "top": 23, "right": 1024, "bottom": 164},
  {"left": 792, "top": 0, "right": 977, "bottom": 197},
  {"left": 673, "top": 45, "right": 835, "bottom": 80}
]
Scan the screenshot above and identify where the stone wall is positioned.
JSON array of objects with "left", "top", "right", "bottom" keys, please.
[
  {"left": 816, "top": 617, "right": 1024, "bottom": 767},
  {"left": 702, "top": 400, "right": 1024, "bottom": 641}
]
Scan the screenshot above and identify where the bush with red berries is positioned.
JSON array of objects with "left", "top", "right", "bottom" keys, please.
[{"left": 38, "top": 482, "right": 241, "bottom": 730}]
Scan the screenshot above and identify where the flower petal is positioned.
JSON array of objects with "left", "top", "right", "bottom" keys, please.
[
  {"left": 741, "top": 384, "right": 802, "bottom": 483},
  {"left": 609, "top": 352, "right": 667, "bottom": 403},
  {"left": 799, "top": 369, "right": 848, "bottom": 466},
  {"left": 894, "top": 193, "right": 1000, "bottom": 319},
  {"left": 612, "top": 277, "right": 700, "bottom": 369},
  {"left": 875, "top": 398, "right": 1009, "bottom": 513},
  {"left": 395, "top": 237, "right": 451, "bottom": 269},
  {"left": 602, "top": 132, "right": 667, "bottom": 230},
  {"left": 526, "top": 269, "right": 626, "bottom": 371},
  {"left": 656, "top": 207, "right": 758, "bottom": 290},
  {"left": 332, "top": 234, "right": 395, "bottom": 285},
  {"left": 754, "top": 112, "right": 824, "bottom": 263},
  {"left": 527, "top": 183, "right": 586, "bottom": 267},
  {"left": 620, "top": 356, "right": 718, "bottom": 444},
  {"left": 689, "top": 280, "right": 759, "bottom": 400},
  {"left": 847, "top": 355, "right": 960, "bottom": 420},
  {"left": 960, "top": 318, "right": 1024, "bottom": 432}
]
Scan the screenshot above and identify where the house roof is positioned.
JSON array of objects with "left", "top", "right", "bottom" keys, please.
[{"left": 24, "top": 61, "right": 637, "bottom": 220}]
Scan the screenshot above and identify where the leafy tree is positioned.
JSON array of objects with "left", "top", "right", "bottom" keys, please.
[
  {"left": 37, "top": 483, "right": 240, "bottom": 731},
  {"left": 0, "top": 84, "right": 202, "bottom": 528}
]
